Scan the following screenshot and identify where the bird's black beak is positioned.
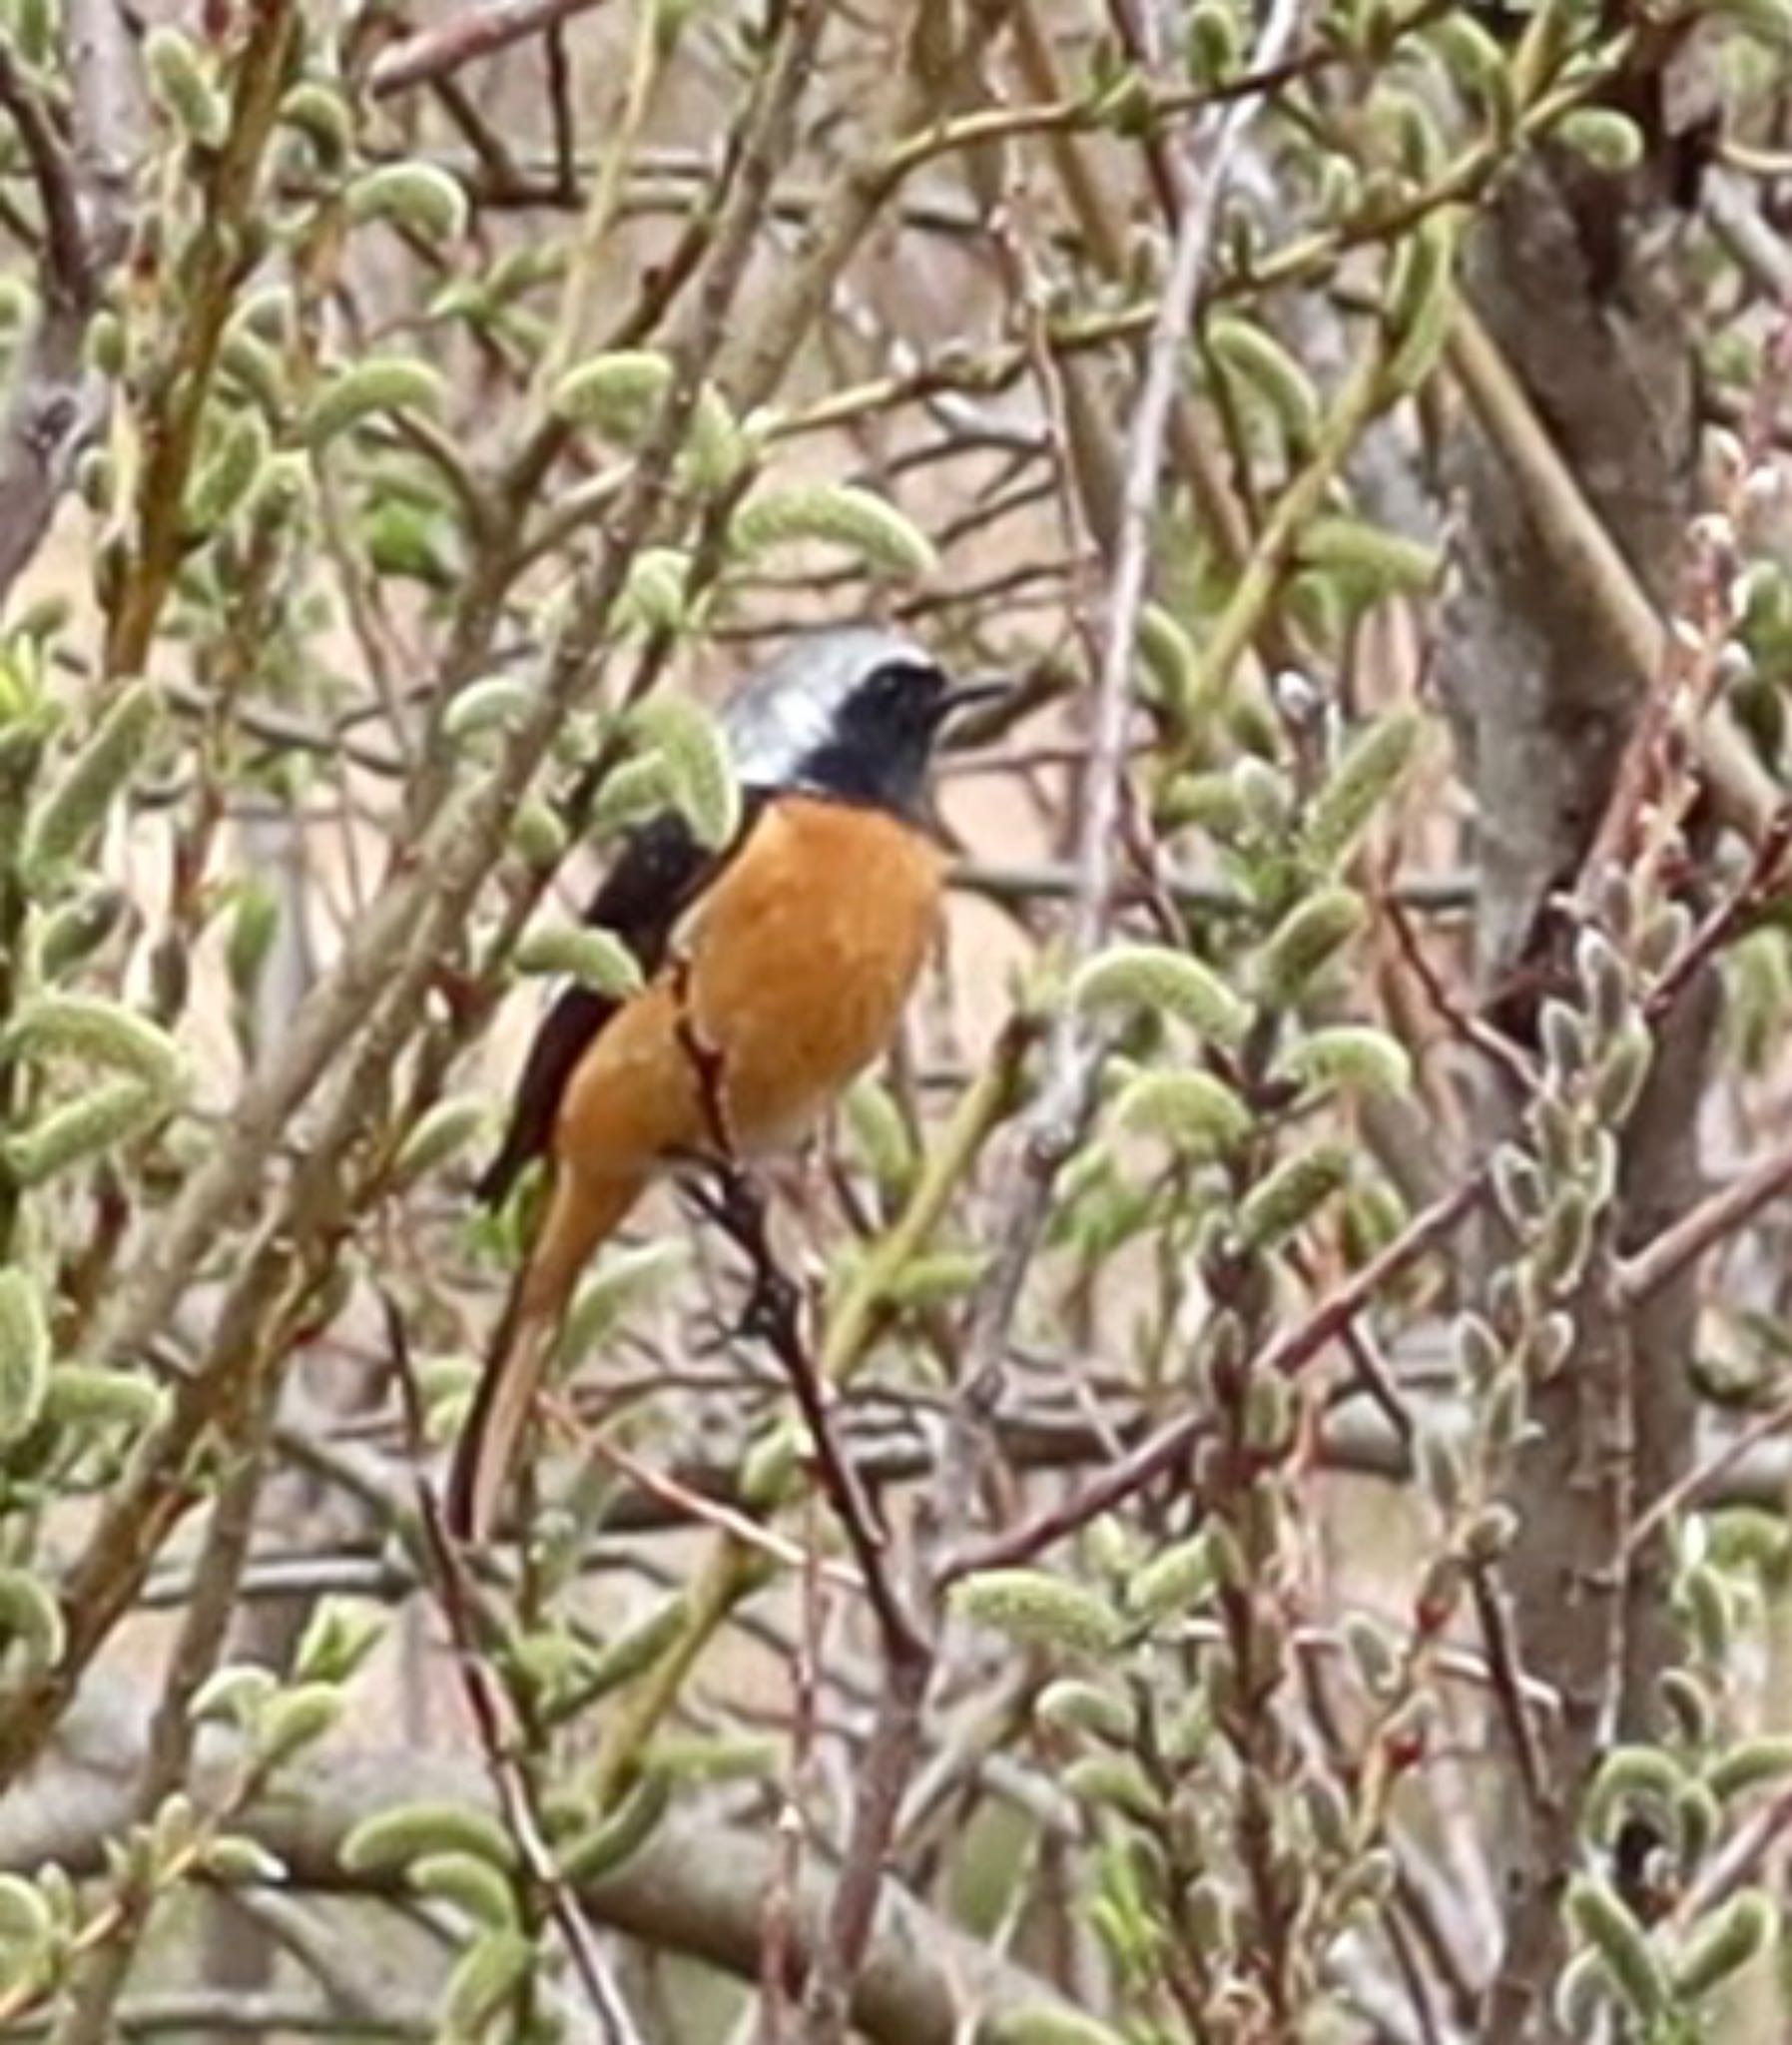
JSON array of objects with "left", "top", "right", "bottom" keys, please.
[{"left": 935, "top": 675, "right": 1012, "bottom": 743}]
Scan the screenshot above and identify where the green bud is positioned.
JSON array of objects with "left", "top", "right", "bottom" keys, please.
[
  {"left": 507, "top": 796, "right": 567, "bottom": 868},
  {"left": 410, "top": 1851, "right": 517, "bottom": 1929},
  {"left": 562, "top": 1241, "right": 690, "bottom": 1360},
  {"left": 1299, "top": 517, "right": 1440, "bottom": 598},
  {"left": 275, "top": 80, "right": 350, "bottom": 168},
  {"left": 1277, "top": 1024, "right": 1412, "bottom": 1099},
  {"left": 616, "top": 546, "right": 693, "bottom": 637},
  {"left": 341, "top": 1801, "right": 517, "bottom": 1877},
  {"left": 37, "top": 886, "right": 129, "bottom": 979},
  {"left": 1257, "top": 887, "right": 1366, "bottom": 1004},
  {"left": 626, "top": 695, "right": 741, "bottom": 850},
  {"left": 590, "top": 754, "right": 677, "bottom": 840},
  {"left": 514, "top": 925, "right": 644, "bottom": 999},
  {"left": 4, "top": 993, "right": 183, "bottom": 1093},
  {"left": 1238, "top": 1144, "right": 1351, "bottom": 1250},
  {"left": 256, "top": 1683, "right": 344, "bottom": 1768},
  {"left": 558, "top": 1771, "right": 672, "bottom": 1882},
  {"left": 443, "top": 675, "right": 534, "bottom": 743},
  {"left": 1705, "top": 1736, "right": 1792, "bottom": 1802},
  {"left": 440, "top": 1929, "right": 534, "bottom": 2035},
  {"left": 1127, "top": 1534, "right": 1214, "bottom": 1623},
  {"left": 189, "top": 407, "right": 271, "bottom": 534},
  {"left": 0, "top": 1569, "right": 65, "bottom": 1672},
  {"left": 392, "top": 1095, "right": 490, "bottom": 1187},
  {"left": 145, "top": 26, "right": 229, "bottom": 147},
  {"left": 3, "top": 1077, "right": 165, "bottom": 1185},
  {"left": 1554, "top": 108, "right": 1645, "bottom": 174},
  {"left": 1565, "top": 1875, "right": 1667, "bottom": 2023},
  {"left": 730, "top": 484, "right": 936, "bottom": 579},
  {"left": 1071, "top": 943, "right": 1250, "bottom": 1047},
  {"left": 552, "top": 349, "right": 674, "bottom": 440},
  {"left": 1592, "top": 1022, "right": 1652, "bottom": 1128},
  {"left": 1672, "top": 1888, "right": 1774, "bottom": 2002},
  {"left": 1035, "top": 1678, "right": 1137, "bottom": 1743},
  {"left": 570, "top": 1597, "right": 691, "bottom": 1704},
  {"left": 0, "top": 1271, "right": 51, "bottom": 1445},
  {"left": 951, "top": 1569, "right": 1123, "bottom": 1658},
  {"left": 1381, "top": 210, "right": 1461, "bottom": 397},
  {"left": 42, "top": 1363, "right": 166, "bottom": 1434},
  {"left": 346, "top": 162, "right": 469, "bottom": 243},
  {"left": 1113, "top": 1068, "right": 1251, "bottom": 1154},
  {"left": 202, "top": 1835, "right": 288, "bottom": 1885},
  {"left": 24, "top": 681, "right": 161, "bottom": 876},
  {"left": 302, "top": 358, "right": 446, "bottom": 448},
  {"left": 1206, "top": 316, "right": 1320, "bottom": 444}
]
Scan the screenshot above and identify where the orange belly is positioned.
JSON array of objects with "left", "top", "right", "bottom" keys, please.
[{"left": 552, "top": 794, "right": 945, "bottom": 1182}]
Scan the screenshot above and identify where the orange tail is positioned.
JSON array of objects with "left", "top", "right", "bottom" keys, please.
[{"left": 444, "top": 1166, "right": 644, "bottom": 1543}]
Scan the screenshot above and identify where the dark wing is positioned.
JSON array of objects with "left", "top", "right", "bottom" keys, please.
[{"left": 475, "top": 799, "right": 761, "bottom": 1207}]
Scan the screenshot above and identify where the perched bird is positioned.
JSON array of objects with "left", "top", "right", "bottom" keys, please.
[{"left": 445, "top": 626, "right": 1002, "bottom": 1541}]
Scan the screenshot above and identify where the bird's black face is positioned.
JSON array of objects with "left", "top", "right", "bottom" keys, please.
[{"left": 791, "top": 657, "right": 987, "bottom": 817}]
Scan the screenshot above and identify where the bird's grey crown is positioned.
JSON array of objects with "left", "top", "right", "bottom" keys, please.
[{"left": 721, "top": 625, "right": 934, "bottom": 789}]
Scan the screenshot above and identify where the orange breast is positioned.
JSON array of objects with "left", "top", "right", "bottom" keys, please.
[{"left": 553, "top": 795, "right": 945, "bottom": 1180}]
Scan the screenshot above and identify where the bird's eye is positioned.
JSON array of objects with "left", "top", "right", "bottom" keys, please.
[{"left": 870, "top": 660, "right": 940, "bottom": 704}]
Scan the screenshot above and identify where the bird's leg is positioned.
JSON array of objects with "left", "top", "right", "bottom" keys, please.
[{"left": 666, "top": 959, "right": 801, "bottom": 1348}]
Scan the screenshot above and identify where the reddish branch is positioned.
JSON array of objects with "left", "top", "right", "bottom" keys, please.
[
  {"left": 1619, "top": 1133, "right": 1792, "bottom": 1305},
  {"left": 369, "top": 0, "right": 615, "bottom": 97},
  {"left": 941, "top": 1170, "right": 1488, "bottom": 1581}
]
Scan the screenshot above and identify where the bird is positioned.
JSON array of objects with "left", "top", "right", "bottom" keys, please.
[{"left": 444, "top": 625, "right": 1004, "bottom": 1542}]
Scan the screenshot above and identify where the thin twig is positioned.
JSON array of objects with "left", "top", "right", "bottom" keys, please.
[{"left": 386, "top": 1296, "right": 646, "bottom": 2045}]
